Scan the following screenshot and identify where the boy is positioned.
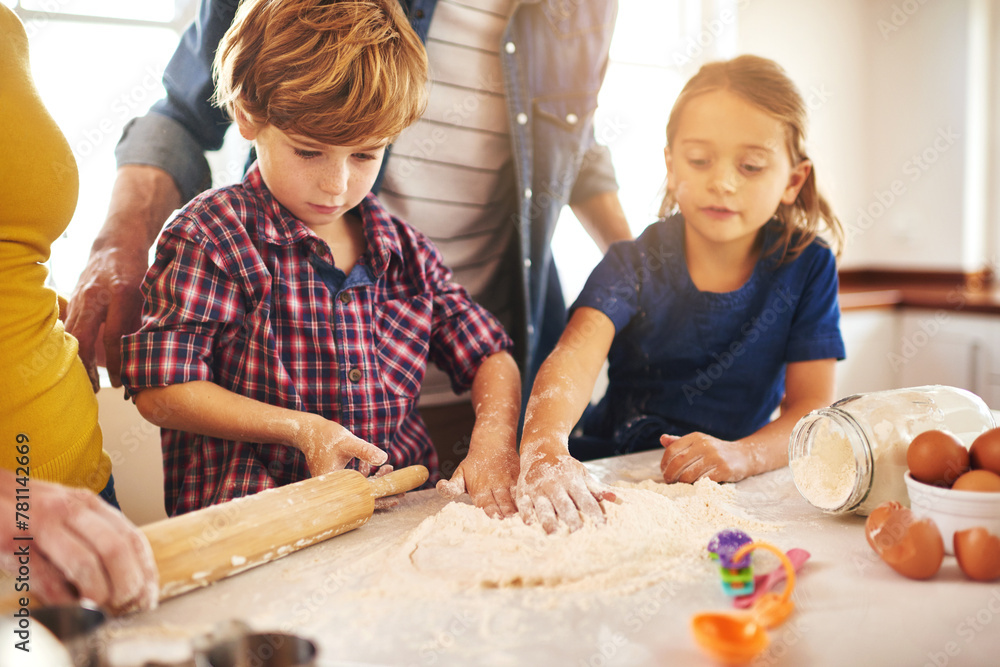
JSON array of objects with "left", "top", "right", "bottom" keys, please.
[{"left": 121, "top": 0, "right": 521, "bottom": 517}]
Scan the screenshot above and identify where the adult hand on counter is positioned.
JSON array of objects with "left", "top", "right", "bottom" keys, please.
[
  {"left": 0, "top": 468, "right": 158, "bottom": 614},
  {"left": 66, "top": 165, "right": 182, "bottom": 391},
  {"left": 515, "top": 450, "right": 615, "bottom": 534},
  {"left": 660, "top": 433, "right": 757, "bottom": 483}
]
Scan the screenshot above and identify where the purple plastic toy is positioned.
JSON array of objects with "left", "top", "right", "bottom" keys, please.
[{"left": 707, "top": 529, "right": 755, "bottom": 595}]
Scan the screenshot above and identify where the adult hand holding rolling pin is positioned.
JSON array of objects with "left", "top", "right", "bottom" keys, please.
[{"left": 0, "top": 468, "right": 159, "bottom": 614}]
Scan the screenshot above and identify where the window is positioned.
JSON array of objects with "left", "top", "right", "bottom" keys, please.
[
  {"left": 552, "top": 0, "right": 737, "bottom": 302},
  {"left": 18, "top": 0, "right": 731, "bottom": 299},
  {"left": 11, "top": 1, "right": 195, "bottom": 290}
]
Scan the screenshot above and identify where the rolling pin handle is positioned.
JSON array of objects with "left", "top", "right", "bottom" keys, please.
[{"left": 368, "top": 465, "right": 429, "bottom": 499}]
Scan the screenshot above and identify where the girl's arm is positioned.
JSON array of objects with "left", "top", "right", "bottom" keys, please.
[
  {"left": 436, "top": 350, "right": 522, "bottom": 518},
  {"left": 660, "top": 358, "right": 837, "bottom": 483},
  {"left": 516, "top": 307, "right": 618, "bottom": 533},
  {"left": 133, "top": 381, "right": 388, "bottom": 476}
]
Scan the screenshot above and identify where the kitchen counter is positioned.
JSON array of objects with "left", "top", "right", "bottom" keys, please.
[
  {"left": 42, "top": 450, "right": 1000, "bottom": 667},
  {"left": 839, "top": 269, "right": 1000, "bottom": 315}
]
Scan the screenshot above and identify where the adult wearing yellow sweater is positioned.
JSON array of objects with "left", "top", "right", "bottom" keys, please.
[
  {"left": 0, "top": 6, "right": 112, "bottom": 494},
  {"left": 0, "top": 6, "right": 158, "bottom": 612}
]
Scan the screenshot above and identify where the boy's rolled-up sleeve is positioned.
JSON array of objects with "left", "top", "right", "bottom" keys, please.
[{"left": 121, "top": 230, "right": 243, "bottom": 397}]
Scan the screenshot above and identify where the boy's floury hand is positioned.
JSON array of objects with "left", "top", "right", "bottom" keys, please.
[
  {"left": 295, "top": 414, "right": 387, "bottom": 477},
  {"left": 436, "top": 444, "right": 519, "bottom": 519},
  {"left": 515, "top": 451, "right": 615, "bottom": 534}
]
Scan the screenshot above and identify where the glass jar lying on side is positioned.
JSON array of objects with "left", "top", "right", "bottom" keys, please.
[{"left": 788, "top": 385, "right": 995, "bottom": 516}]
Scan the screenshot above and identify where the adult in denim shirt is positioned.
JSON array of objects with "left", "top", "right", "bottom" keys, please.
[{"left": 67, "top": 0, "right": 631, "bottom": 474}]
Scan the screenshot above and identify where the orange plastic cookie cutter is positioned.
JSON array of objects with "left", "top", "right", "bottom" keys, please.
[{"left": 691, "top": 542, "right": 796, "bottom": 664}]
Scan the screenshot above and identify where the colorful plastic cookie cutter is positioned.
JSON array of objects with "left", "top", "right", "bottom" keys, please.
[
  {"left": 691, "top": 542, "right": 797, "bottom": 664},
  {"left": 707, "top": 529, "right": 755, "bottom": 596}
]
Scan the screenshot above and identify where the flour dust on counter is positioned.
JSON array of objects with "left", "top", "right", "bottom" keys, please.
[{"left": 357, "top": 478, "right": 781, "bottom": 605}]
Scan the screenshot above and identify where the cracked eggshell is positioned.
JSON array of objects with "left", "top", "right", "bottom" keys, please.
[
  {"left": 954, "top": 528, "right": 1000, "bottom": 582},
  {"left": 865, "top": 501, "right": 944, "bottom": 580}
]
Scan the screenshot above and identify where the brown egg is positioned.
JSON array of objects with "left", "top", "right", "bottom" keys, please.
[
  {"left": 865, "top": 501, "right": 944, "bottom": 579},
  {"left": 952, "top": 469, "right": 1000, "bottom": 492},
  {"left": 907, "top": 430, "right": 970, "bottom": 487},
  {"left": 954, "top": 528, "right": 1000, "bottom": 581},
  {"left": 970, "top": 428, "right": 1000, "bottom": 476}
]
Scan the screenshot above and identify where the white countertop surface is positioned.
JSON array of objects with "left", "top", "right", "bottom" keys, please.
[{"left": 20, "top": 450, "right": 1000, "bottom": 666}]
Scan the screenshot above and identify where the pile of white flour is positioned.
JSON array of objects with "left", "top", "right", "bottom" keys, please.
[{"left": 364, "top": 479, "right": 780, "bottom": 600}]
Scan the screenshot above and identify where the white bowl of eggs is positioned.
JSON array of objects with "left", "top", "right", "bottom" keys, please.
[
  {"left": 866, "top": 428, "right": 1000, "bottom": 583},
  {"left": 904, "top": 474, "right": 1000, "bottom": 553},
  {"left": 905, "top": 428, "right": 1000, "bottom": 557}
]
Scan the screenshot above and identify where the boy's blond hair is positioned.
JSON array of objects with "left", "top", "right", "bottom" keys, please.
[
  {"left": 214, "top": 0, "right": 427, "bottom": 145},
  {"left": 660, "top": 55, "right": 844, "bottom": 264}
]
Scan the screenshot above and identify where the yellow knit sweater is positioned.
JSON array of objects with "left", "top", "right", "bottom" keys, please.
[{"left": 0, "top": 6, "right": 111, "bottom": 492}]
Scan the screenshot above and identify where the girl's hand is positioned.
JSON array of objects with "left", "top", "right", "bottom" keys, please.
[
  {"left": 293, "top": 414, "right": 388, "bottom": 477},
  {"left": 660, "top": 433, "right": 757, "bottom": 483},
  {"left": 515, "top": 450, "right": 616, "bottom": 534},
  {"left": 436, "top": 444, "right": 519, "bottom": 519}
]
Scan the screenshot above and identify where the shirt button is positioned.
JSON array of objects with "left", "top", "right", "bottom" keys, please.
[
  {"left": 524, "top": 188, "right": 532, "bottom": 199},
  {"left": 348, "top": 368, "right": 362, "bottom": 383},
  {"left": 524, "top": 258, "right": 532, "bottom": 269},
  {"left": 516, "top": 112, "right": 528, "bottom": 125},
  {"left": 414, "top": 9, "right": 425, "bottom": 18},
  {"left": 505, "top": 42, "right": 516, "bottom": 54},
  {"left": 339, "top": 292, "right": 352, "bottom": 305},
  {"left": 566, "top": 113, "right": 579, "bottom": 125}
]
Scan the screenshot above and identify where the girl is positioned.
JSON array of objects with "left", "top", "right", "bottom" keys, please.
[{"left": 515, "top": 55, "right": 846, "bottom": 533}]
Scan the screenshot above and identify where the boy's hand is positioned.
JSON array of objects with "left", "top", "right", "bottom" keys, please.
[
  {"left": 515, "top": 450, "right": 615, "bottom": 534},
  {"left": 296, "top": 415, "right": 388, "bottom": 477},
  {"left": 660, "top": 433, "right": 755, "bottom": 483},
  {"left": 436, "top": 445, "right": 519, "bottom": 519},
  {"left": 441, "top": 349, "right": 522, "bottom": 519},
  {"left": 370, "top": 465, "right": 403, "bottom": 510}
]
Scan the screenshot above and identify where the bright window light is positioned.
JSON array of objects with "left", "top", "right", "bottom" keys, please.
[
  {"left": 22, "top": 0, "right": 726, "bottom": 304},
  {"left": 552, "top": 0, "right": 735, "bottom": 303},
  {"left": 20, "top": 0, "right": 175, "bottom": 22}
]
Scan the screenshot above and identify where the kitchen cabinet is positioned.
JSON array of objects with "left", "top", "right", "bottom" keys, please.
[
  {"left": 896, "top": 311, "right": 1000, "bottom": 409},
  {"left": 837, "top": 308, "right": 899, "bottom": 398}
]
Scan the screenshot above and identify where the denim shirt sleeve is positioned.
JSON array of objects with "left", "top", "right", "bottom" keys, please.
[
  {"left": 569, "top": 141, "right": 619, "bottom": 206},
  {"left": 114, "top": 0, "right": 240, "bottom": 202}
]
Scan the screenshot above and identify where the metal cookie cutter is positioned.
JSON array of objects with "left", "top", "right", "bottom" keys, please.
[
  {"left": 199, "top": 630, "right": 318, "bottom": 667},
  {"left": 30, "top": 605, "right": 316, "bottom": 667},
  {"left": 32, "top": 601, "right": 107, "bottom": 667},
  {"left": 137, "top": 621, "right": 317, "bottom": 667}
]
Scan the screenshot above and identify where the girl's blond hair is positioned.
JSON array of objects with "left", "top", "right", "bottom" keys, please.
[
  {"left": 660, "top": 55, "right": 843, "bottom": 263},
  {"left": 213, "top": 0, "right": 427, "bottom": 145}
]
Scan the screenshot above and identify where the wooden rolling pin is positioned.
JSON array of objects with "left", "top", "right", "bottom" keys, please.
[{"left": 143, "top": 465, "right": 428, "bottom": 600}]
